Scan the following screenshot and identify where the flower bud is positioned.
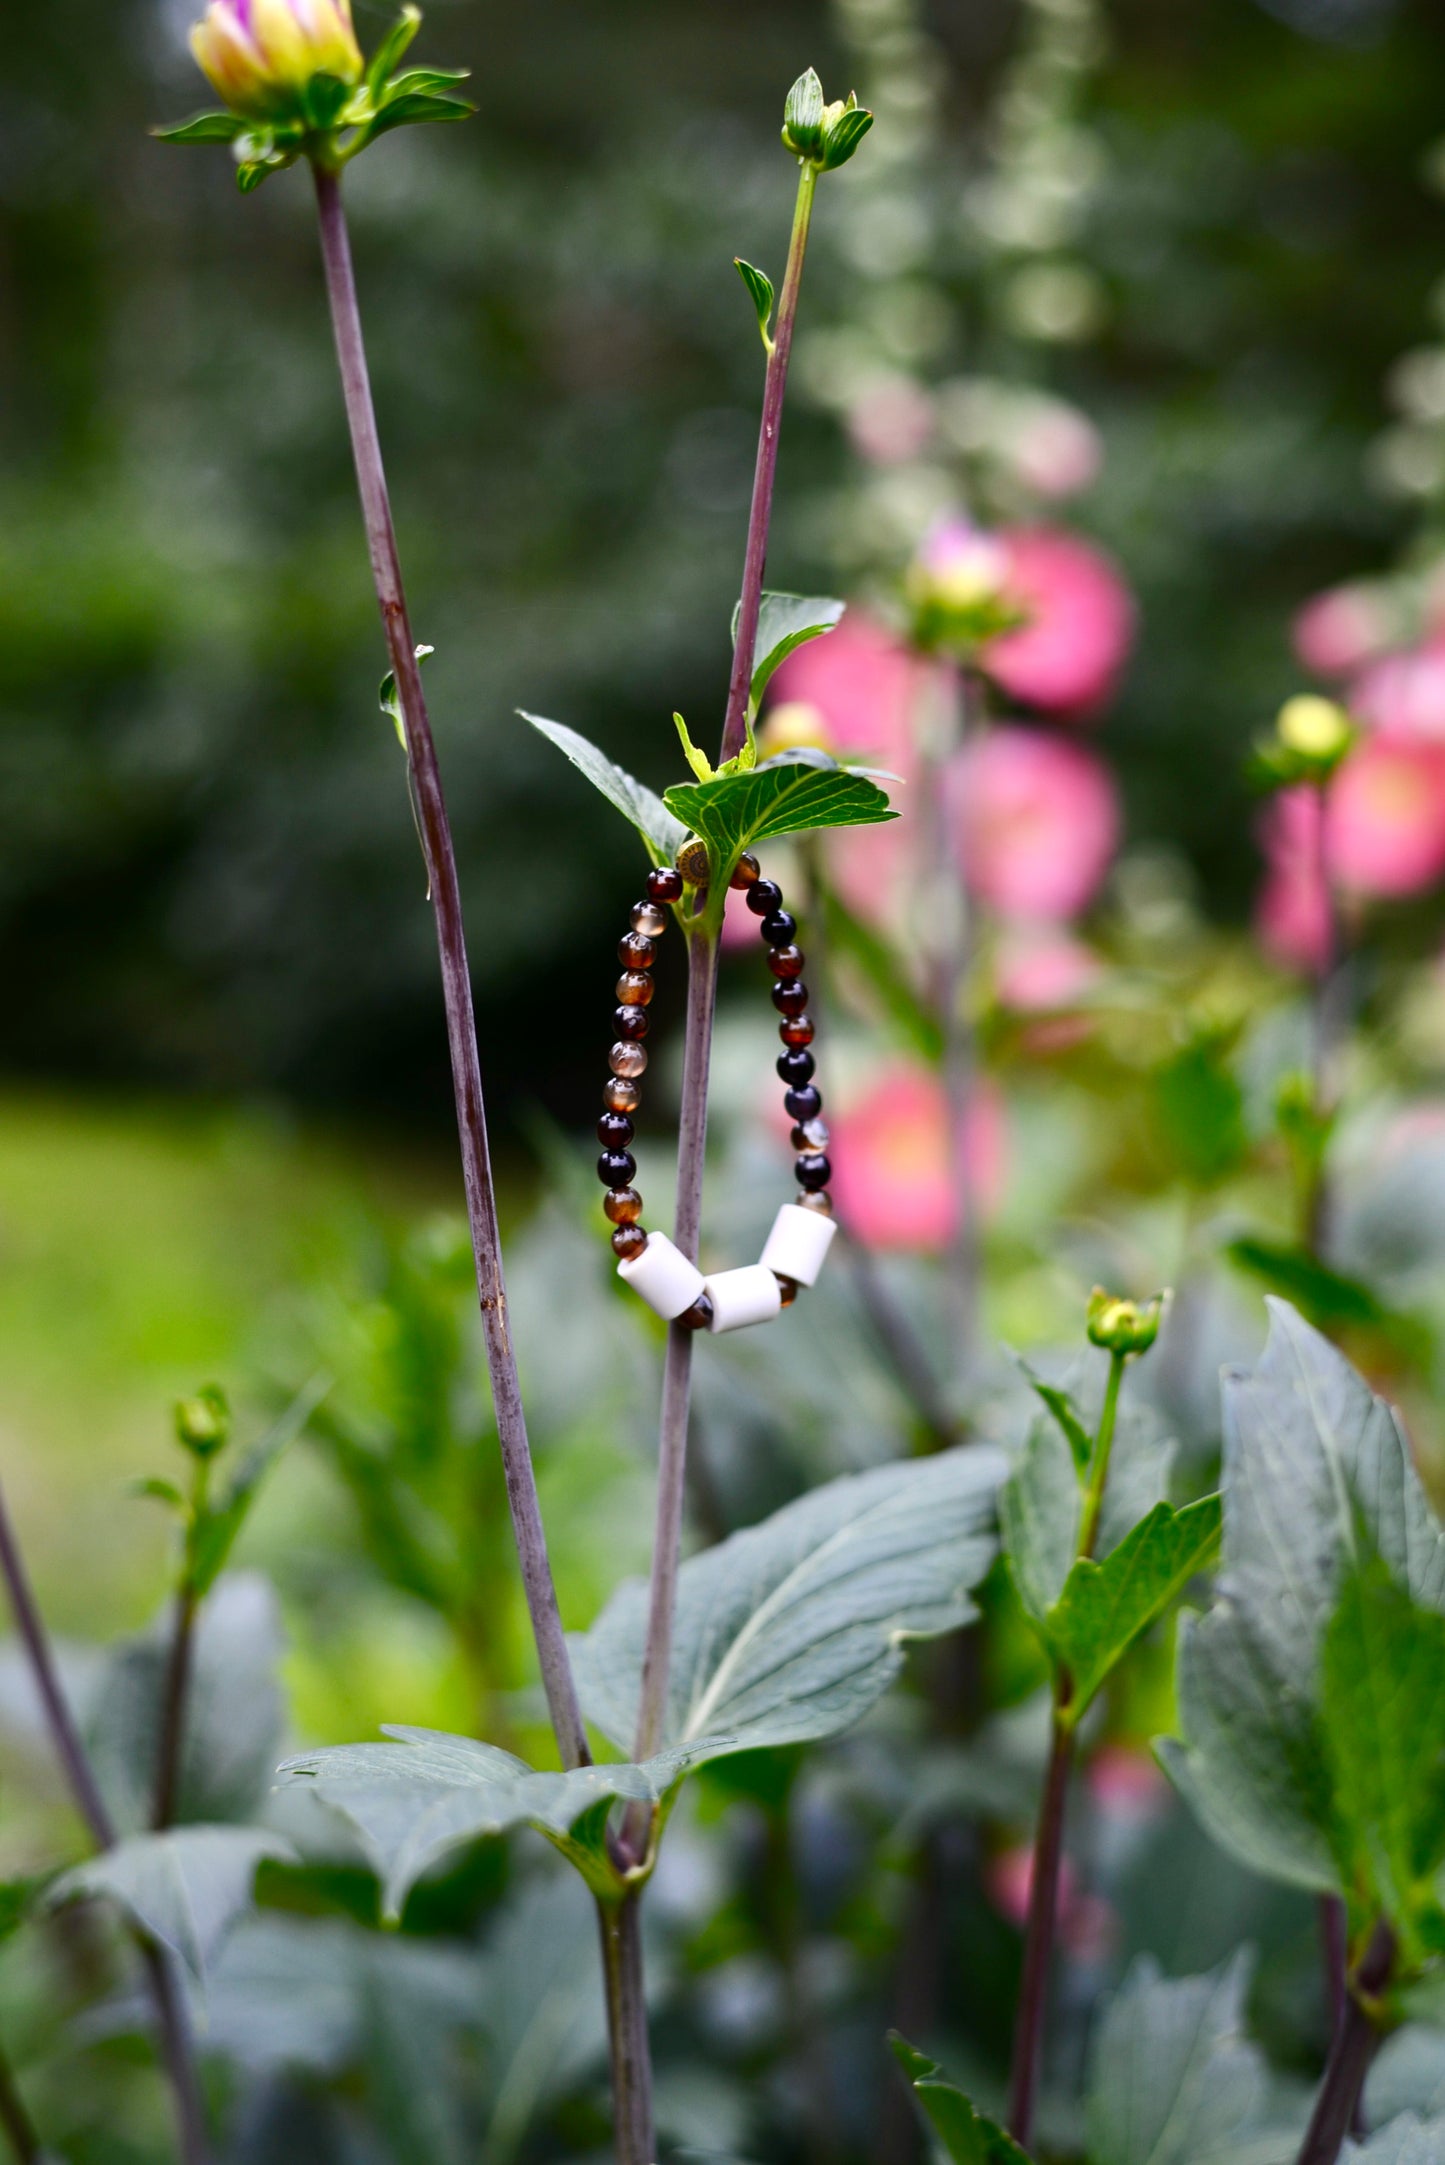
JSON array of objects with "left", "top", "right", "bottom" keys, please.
[
  {"left": 190, "top": 0, "right": 363, "bottom": 122},
  {"left": 1086, "top": 1287, "right": 1164, "bottom": 1357},
  {"left": 175, "top": 1385, "right": 231, "bottom": 1458},
  {"left": 781, "top": 70, "right": 873, "bottom": 171},
  {"left": 905, "top": 520, "right": 1024, "bottom": 656},
  {"left": 1252, "top": 693, "right": 1355, "bottom": 789}
]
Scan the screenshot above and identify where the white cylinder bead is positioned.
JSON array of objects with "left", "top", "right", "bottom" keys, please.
[
  {"left": 704, "top": 1264, "right": 783, "bottom": 1335},
  {"left": 759, "top": 1202, "right": 838, "bottom": 1289},
  {"left": 617, "top": 1232, "right": 706, "bottom": 1321}
]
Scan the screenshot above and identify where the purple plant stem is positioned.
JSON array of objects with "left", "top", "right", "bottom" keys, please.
[
  {"left": 0, "top": 1481, "right": 211, "bottom": 2165},
  {"left": 311, "top": 163, "right": 588, "bottom": 1774},
  {"left": 719, "top": 161, "right": 818, "bottom": 766},
  {"left": 1296, "top": 1920, "right": 1394, "bottom": 2165},
  {"left": 1007, "top": 1708, "right": 1074, "bottom": 2150},
  {"left": 597, "top": 1895, "right": 654, "bottom": 2165}
]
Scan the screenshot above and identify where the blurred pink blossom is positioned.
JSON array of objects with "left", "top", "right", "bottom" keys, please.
[
  {"left": 1010, "top": 403, "right": 1104, "bottom": 502},
  {"left": 1255, "top": 786, "right": 1331, "bottom": 973},
  {"left": 1293, "top": 582, "right": 1396, "bottom": 679},
  {"left": 985, "top": 527, "right": 1137, "bottom": 718},
  {"left": 1328, "top": 738, "right": 1445, "bottom": 895},
  {"left": 829, "top": 1062, "right": 1006, "bottom": 1252},
  {"left": 995, "top": 927, "right": 1102, "bottom": 1052},
  {"left": 1350, "top": 644, "right": 1445, "bottom": 745},
  {"left": 720, "top": 885, "right": 761, "bottom": 952},
  {"left": 1086, "top": 1745, "right": 1172, "bottom": 1824},
  {"left": 950, "top": 728, "right": 1120, "bottom": 920},
  {"left": 846, "top": 374, "right": 937, "bottom": 467},
  {"left": 768, "top": 613, "right": 932, "bottom": 773},
  {"left": 986, "top": 1845, "right": 1116, "bottom": 1963}
]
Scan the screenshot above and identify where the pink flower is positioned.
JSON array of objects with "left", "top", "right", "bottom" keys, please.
[
  {"left": 846, "top": 374, "right": 937, "bottom": 468},
  {"left": 986, "top": 1846, "right": 1116, "bottom": 1963},
  {"left": 1327, "top": 738, "right": 1445, "bottom": 896},
  {"left": 1350, "top": 644, "right": 1445, "bottom": 746},
  {"left": 950, "top": 728, "right": 1120, "bottom": 920},
  {"left": 1255, "top": 787, "right": 1332, "bottom": 974},
  {"left": 1009, "top": 402, "right": 1104, "bottom": 502},
  {"left": 1086, "top": 1745, "right": 1172, "bottom": 1824},
  {"left": 985, "top": 528, "right": 1137, "bottom": 719},
  {"left": 767, "top": 614, "right": 932, "bottom": 774},
  {"left": 994, "top": 928, "right": 1101, "bottom": 1012},
  {"left": 828, "top": 1063, "right": 1006, "bottom": 1253},
  {"left": 1293, "top": 582, "right": 1396, "bottom": 679}
]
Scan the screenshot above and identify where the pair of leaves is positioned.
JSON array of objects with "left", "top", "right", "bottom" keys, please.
[
  {"left": 51, "top": 1825, "right": 293, "bottom": 1982},
  {"left": 1163, "top": 1300, "right": 1445, "bottom": 1938},
  {"left": 287, "top": 1448, "right": 1004, "bottom": 1913}
]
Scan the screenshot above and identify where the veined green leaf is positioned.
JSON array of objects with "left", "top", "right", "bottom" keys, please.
[
  {"left": 51, "top": 1827, "right": 294, "bottom": 1982},
  {"left": 362, "top": 91, "right": 475, "bottom": 141},
  {"left": 888, "top": 2036, "right": 1032, "bottom": 2165},
  {"left": 735, "top": 259, "right": 775, "bottom": 353},
  {"left": 1226, "top": 1238, "right": 1423, "bottom": 1359},
  {"left": 365, "top": 6, "right": 422, "bottom": 101},
  {"left": 663, "top": 754, "right": 894, "bottom": 867},
  {"left": 732, "top": 592, "right": 847, "bottom": 715},
  {"left": 1000, "top": 1416, "right": 1080, "bottom": 1631},
  {"left": 571, "top": 1447, "right": 1003, "bottom": 1764},
  {"left": 1044, "top": 1496, "right": 1221, "bottom": 1717},
  {"left": 382, "top": 67, "right": 473, "bottom": 100},
  {"left": 153, "top": 112, "right": 249, "bottom": 145},
  {"left": 1011, "top": 1360, "right": 1093, "bottom": 1475},
  {"left": 523, "top": 712, "right": 688, "bottom": 864}
]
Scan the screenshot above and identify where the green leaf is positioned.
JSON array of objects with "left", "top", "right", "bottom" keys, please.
[
  {"left": 735, "top": 258, "right": 775, "bottom": 352},
  {"left": 51, "top": 1827, "right": 293, "bottom": 1982},
  {"left": 1000, "top": 1415, "right": 1080, "bottom": 1630},
  {"left": 236, "top": 157, "right": 291, "bottom": 194},
  {"left": 523, "top": 712, "right": 688, "bottom": 865},
  {"left": 733, "top": 591, "right": 847, "bottom": 715},
  {"left": 130, "top": 1476, "right": 187, "bottom": 1513},
  {"left": 0, "top": 1873, "right": 57, "bottom": 1948},
  {"left": 1153, "top": 1038, "right": 1247, "bottom": 1188},
  {"left": 281, "top": 1729, "right": 706, "bottom": 1915},
  {"left": 1084, "top": 1953, "right": 1293, "bottom": 2165},
  {"left": 1369, "top": 2029, "right": 1445, "bottom": 2126},
  {"left": 365, "top": 5, "right": 422, "bottom": 101},
  {"left": 1015, "top": 1364, "right": 1093, "bottom": 1475},
  {"left": 571, "top": 1446, "right": 1004, "bottom": 1764},
  {"left": 888, "top": 2035, "right": 1032, "bottom": 2165},
  {"left": 1321, "top": 1556, "right": 1445, "bottom": 1945},
  {"left": 1344, "top": 2116, "right": 1445, "bottom": 2165},
  {"left": 821, "top": 105, "right": 875, "bottom": 171},
  {"left": 300, "top": 71, "right": 353, "bottom": 130},
  {"left": 663, "top": 754, "right": 895, "bottom": 868},
  {"left": 782, "top": 68, "right": 825, "bottom": 156},
  {"left": 191, "top": 1374, "right": 330, "bottom": 1598},
  {"left": 153, "top": 112, "right": 249, "bottom": 145},
  {"left": 361, "top": 91, "right": 475, "bottom": 140},
  {"left": 1044, "top": 1496, "right": 1221, "bottom": 1717},
  {"left": 381, "top": 68, "right": 473, "bottom": 100},
  {"left": 1162, "top": 1300, "right": 1445, "bottom": 1897},
  {"left": 673, "top": 712, "right": 715, "bottom": 782},
  {"left": 1226, "top": 1238, "right": 1423, "bottom": 1358}
]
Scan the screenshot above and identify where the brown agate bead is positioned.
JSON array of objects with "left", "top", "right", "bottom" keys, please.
[
  {"left": 604, "top": 1186, "right": 644, "bottom": 1225},
  {"left": 604, "top": 1074, "right": 641, "bottom": 1112},
  {"left": 792, "top": 1117, "right": 830, "bottom": 1152},
  {"left": 770, "top": 944, "right": 805, "bottom": 979},
  {"left": 777, "top": 1048, "right": 815, "bottom": 1085},
  {"left": 779, "top": 1015, "right": 815, "bottom": 1047},
  {"left": 619, "top": 931, "right": 656, "bottom": 970},
  {"left": 773, "top": 1274, "right": 800, "bottom": 1308},
  {"left": 647, "top": 866, "right": 683, "bottom": 903},
  {"left": 612, "top": 1223, "right": 648, "bottom": 1261},
  {"left": 730, "top": 852, "right": 761, "bottom": 889},
  {"left": 797, "top": 1189, "right": 833, "bottom": 1215},
  {"left": 747, "top": 879, "right": 783, "bottom": 917},
  {"left": 610, "top": 1041, "right": 648, "bottom": 1078},
  {"left": 598, "top": 1111, "right": 635, "bottom": 1148},
  {"left": 617, "top": 970, "right": 655, "bottom": 1006},
  {"left": 614, "top": 1004, "right": 649, "bottom": 1041},
  {"left": 598, "top": 1150, "right": 637, "bottom": 1187},
  {"left": 632, "top": 900, "right": 669, "bottom": 937},
  {"left": 761, "top": 909, "right": 797, "bottom": 944},
  {"left": 677, "top": 1292, "right": 715, "bottom": 1331},
  {"left": 772, "top": 981, "right": 810, "bottom": 1017},
  {"left": 796, "top": 1151, "right": 832, "bottom": 1191}
]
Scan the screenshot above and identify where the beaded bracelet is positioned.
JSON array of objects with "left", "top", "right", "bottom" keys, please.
[{"left": 597, "top": 846, "right": 838, "bottom": 1335}]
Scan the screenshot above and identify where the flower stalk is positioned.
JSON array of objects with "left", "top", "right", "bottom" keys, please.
[{"left": 1295, "top": 1919, "right": 1395, "bottom": 2165}]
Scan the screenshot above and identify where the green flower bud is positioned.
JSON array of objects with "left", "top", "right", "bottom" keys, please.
[
  {"left": 1251, "top": 694, "right": 1355, "bottom": 789},
  {"left": 1086, "top": 1287, "right": 1164, "bottom": 1357},
  {"left": 175, "top": 1385, "right": 231, "bottom": 1459},
  {"left": 782, "top": 70, "right": 874, "bottom": 171}
]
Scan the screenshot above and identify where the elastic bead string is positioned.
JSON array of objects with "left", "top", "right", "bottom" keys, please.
[{"left": 597, "top": 850, "right": 838, "bottom": 1335}]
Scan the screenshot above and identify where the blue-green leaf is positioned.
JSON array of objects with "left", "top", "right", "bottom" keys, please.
[
  {"left": 888, "top": 2036, "right": 1032, "bottom": 2165},
  {"left": 51, "top": 1827, "right": 293, "bottom": 1982},
  {"left": 523, "top": 712, "right": 688, "bottom": 864}
]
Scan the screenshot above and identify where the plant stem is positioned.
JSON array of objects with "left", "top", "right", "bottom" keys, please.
[
  {"left": 0, "top": 1480, "right": 211, "bottom": 2165},
  {"left": 1295, "top": 1919, "right": 1395, "bottom": 2165},
  {"left": 151, "top": 1584, "right": 197, "bottom": 1833},
  {"left": 0, "top": 2034, "right": 40, "bottom": 2164},
  {"left": 1077, "top": 1350, "right": 1125, "bottom": 1563},
  {"left": 596, "top": 1897, "right": 654, "bottom": 2165},
  {"left": 310, "top": 162, "right": 588, "bottom": 1774},
  {"left": 1007, "top": 1704, "right": 1075, "bottom": 2150},
  {"left": 719, "top": 161, "right": 818, "bottom": 765}
]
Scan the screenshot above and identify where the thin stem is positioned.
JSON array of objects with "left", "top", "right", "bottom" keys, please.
[
  {"left": 310, "top": 163, "right": 588, "bottom": 1773},
  {"left": 1295, "top": 1920, "right": 1395, "bottom": 2165},
  {"left": 138, "top": 1940, "right": 211, "bottom": 2165},
  {"left": 152, "top": 1581, "right": 198, "bottom": 1832},
  {"left": 1077, "top": 1351, "right": 1125, "bottom": 1563},
  {"left": 920, "top": 666, "right": 980, "bottom": 1368},
  {"left": 0, "top": 2035, "right": 40, "bottom": 2165},
  {"left": 719, "top": 161, "right": 818, "bottom": 765},
  {"left": 1007, "top": 1706, "right": 1075, "bottom": 2149},
  {"left": 596, "top": 1897, "right": 655, "bottom": 2165}
]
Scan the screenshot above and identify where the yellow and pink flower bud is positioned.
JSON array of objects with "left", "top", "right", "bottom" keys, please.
[{"left": 190, "top": 0, "right": 363, "bottom": 121}]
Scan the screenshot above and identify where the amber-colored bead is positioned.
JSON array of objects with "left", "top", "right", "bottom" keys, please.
[
  {"left": 604, "top": 1073, "right": 641, "bottom": 1111},
  {"left": 784, "top": 1083, "right": 822, "bottom": 1123},
  {"left": 610, "top": 1041, "right": 648, "bottom": 1079},
  {"left": 619, "top": 931, "right": 656, "bottom": 970},
  {"left": 614, "top": 1004, "right": 649, "bottom": 1041},
  {"left": 612, "top": 1222, "right": 648, "bottom": 1260},
  {"left": 730, "top": 852, "right": 761, "bottom": 890},
  {"left": 678, "top": 1292, "right": 715, "bottom": 1331},
  {"left": 761, "top": 909, "right": 797, "bottom": 945},
  {"left": 598, "top": 1149, "right": 637, "bottom": 1187},
  {"left": 647, "top": 866, "right": 684, "bottom": 904},
  {"left": 779, "top": 1014, "right": 816, "bottom": 1047},
  {"left": 632, "top": 900, "right": 668, "bottom": 938},
  {"left": 796, "top": 1151, "right": 832, "bottom": 1191},
  {"left": 797, "top": 1189, "right": 833, "bottom": 1215},
  {"left": 747, "top": 879, "right": 783, "bottom": 917},
  {"left": 604, "top": 1186, "right": 644, "bottom": 1225},
  {"left": 598, "top": 1111, "right": 635, "bottom": 1149},
  {"left": 770, "top": 943, "right": 805, "bottom": 979},
  {"left": 773, "top": 1273, "right": 800, "bottom": 1308},
  {"left": 777, "top": 1048, "right": 815, "bottom": 1086},
  {"left": 791, "top": 1116, "right": 830, "bottom": 1152},
  {"left": 772, "top": 980, "right": 810, "bottom": 1017},
  {"left": 617, "top": 971, "right": 655, "bottom": 1008}
]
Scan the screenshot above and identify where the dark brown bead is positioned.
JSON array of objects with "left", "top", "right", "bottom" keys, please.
[
  {"left": 797, "top": 1189, "right": 834, "bottom": 1215},
  {"left": 796, "top": 1151, "right": 832, "bottom": 1192},
  {"left": 747, "top": 879, "right": 783, "bottom": 917},
  {"left": 604, "top": 1187, "right": 645, "bottom": 1226},
  {"left": 777, "top": 1048, "right": 815, "bottom": 1086},
  {"left": 730, "top": 852, "right": 762, "bottom": 889},
  {"left": 677, "top": 1292, "right": 715, "bottom": 1332},
  {"left": 614, "top": 1004, "right": 649, "bottom": 1041},
  {"left": 770, "top": 943, "right": 805, "bottom": 979},
  {"left": 779, "top": 1014, "right": 816, "bottom": 1047},
  {"left": 772, "top": 980, "right": 810, "bottom": 1017},
  {"left": 616, "top": 970, "right": 655, "bottom": 1006},
  {"left": 612, "top": 1223, "right": 648, "bottom": 1261},
  {"left": 761, "top": 909, "right": 797, "bottom": 944},
  {"left": 784, "top": 1083, "right": 823, "bottom": 1123},
  {"left": 619, "top": 931, "right": 656, "bottom": 970},
  {"left": 605, "top": 1074, "right": 642, "bottom": 1113},
  {"left": 632, "top": 900, "right": 668, "bottom": 938},
  {"left": 773, "top": 1273, "right": 800, "bottom": 1309},
  {"left": 598, "top": 1111, "right": 635, "bottom": 1149},
  {"left": 677, "top": 840, "right": 710, "bottom": 889},
  {"left": 647, "top": 867, "right": 684, "bottom": 904},
  {"left": 610, "top": 1042, "right": 648, "bottom": 1079},
  {"left": 792, "top": 1116, "right": 830, "bottom": 1152},
  {"left": 598, "top": 1149, "right": 637, "bottom": 1187}
]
